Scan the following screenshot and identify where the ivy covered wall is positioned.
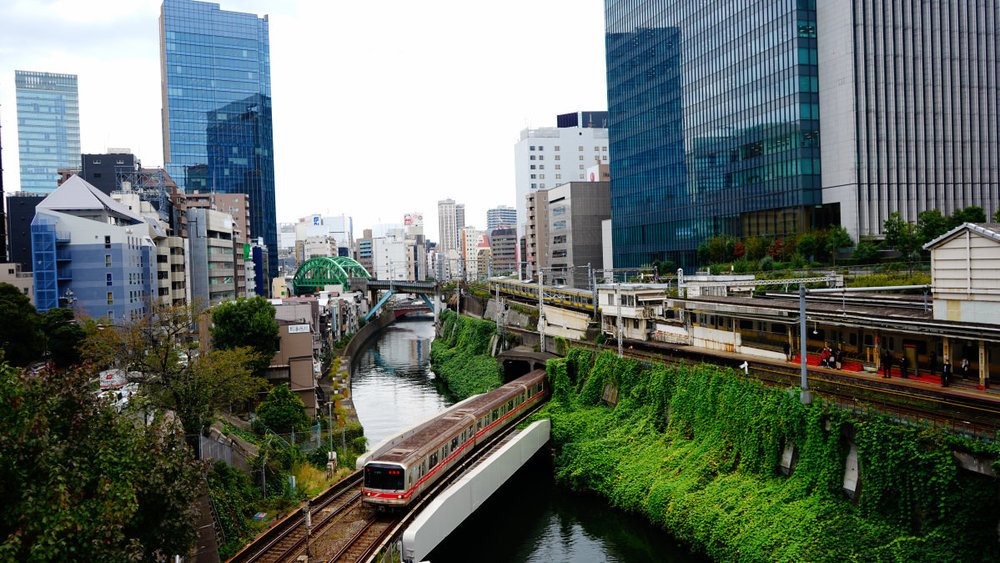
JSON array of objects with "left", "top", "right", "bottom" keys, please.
[
  {"left": 429, "top": 310, "right": 502, "bottom": 400},
  {"left": 539, "top": 348, "right": 1000, "bottom": 561}
]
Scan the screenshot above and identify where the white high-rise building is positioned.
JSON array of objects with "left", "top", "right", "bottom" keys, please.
[
  {"left": 513, "top": 111, "right": 609, "bottom": 234},
  {"left": 437, "top": 199, "right": 465, "bottom": 253}
]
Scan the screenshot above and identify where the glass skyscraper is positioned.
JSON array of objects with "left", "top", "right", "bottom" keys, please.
[
  {"left": 606, "top": 1, "right": 822, "bottom": 269},
  {"left": 606, "top": 0, "right": 998, "bottom": 270},
  {"left": 159, "top": 0, "right": 277, "bottom": 285},
  {"left": 14, "top": 71, "right": 81, "bottom": 193}
]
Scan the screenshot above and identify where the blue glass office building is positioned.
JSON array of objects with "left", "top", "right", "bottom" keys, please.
[
  {"left": 14, "top": 71, "right": 81, "bottom": 193},
  {"left": 159, "top": 0, "right": 277, "bottom": 287},
  {"left": 605, "top": 1, "right": 823, "bottom": 269}
]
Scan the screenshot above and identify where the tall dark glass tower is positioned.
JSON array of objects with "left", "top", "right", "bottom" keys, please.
[
  {"left": 606, "top": 0, "right": 999, "bottom": 270},
  {"left": 159, "top": 0, "right": 277, "bottom": 284},
  {"left": 605, "top": 1, "right": 822, "bottom": 269}
]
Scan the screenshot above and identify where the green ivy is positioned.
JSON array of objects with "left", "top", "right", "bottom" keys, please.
[
  {"left": 535, "top": 348, "right": 1000, "bottom": 561},
  {"left": 207, "top": 461, "right": 258, "bottom": 560},
  {"left": 430, "top": 310, "right": 502, "bottom": 400}
]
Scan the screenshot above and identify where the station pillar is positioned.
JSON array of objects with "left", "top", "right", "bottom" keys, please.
[{"left": 979, "top": 340, "right": 988, "bottom": 389}]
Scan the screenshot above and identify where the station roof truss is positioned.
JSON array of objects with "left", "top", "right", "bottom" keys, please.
[{"left": 292, "top": 256, "right": 371, "bottom": 294}]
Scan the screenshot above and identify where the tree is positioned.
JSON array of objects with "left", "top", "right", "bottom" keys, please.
[
  {"left": 211, "top": 296, "right": 279, "bottom": 377},
  {"left": 743, "top": 237, "right": 768, "bottom": 261},
  {"left": 255, "top": 384, "right": 309, "bottom": 433},
  {"left": 0, "top": 363, "right": 203, "bottom": 560},
  {"left": 826, "top": 225, "right": 854, "bottom": 252},
  {"left": 706, "top": 235, "right": 729, "bottom": 264},
  {"left": 651, "top": 258, "right": 676, "bottom": 278},
  {"left": 796, "top": 233, "right": 819, "bottom": 261},
  {"left": 825, "top": 225, "right": 854, "bottom": 264},
  {"left": 697, "top": 240, "right": 711, "bottom": 265},
  {"left": 82, "top": 302, "right": 267, "bottom": 440},
  {"left": 853, "top": 241, "right": 880, "bottom": 264},
  {"left": 917, "top": 209, "right": 949, "bottom": 245},
  {"left": 732, "top": 241, "right": 746, "bottom": 259},
  {"left": 993, "top": 208, "right": 1000, "bottom": 223},
  {"left": 883, "top": 212, "right": 919, "bottom": 257},
  {"left": 949, "top": 205, "right": 986, "bottom": 228},
  {"left": 0, "top": 283, "right": 42, "bottom": 366},
  {"left": 41, "top": 307, "right": 86, "bottom": 368}
]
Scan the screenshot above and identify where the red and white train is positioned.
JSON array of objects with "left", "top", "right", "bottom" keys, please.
[{"left": 362, "top": 369, "right": 548, "bottom": 508}]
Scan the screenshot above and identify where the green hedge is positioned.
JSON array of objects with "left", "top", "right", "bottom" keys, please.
[
  {"left": 536, "top": 349, "right": 1000, "bottom": 561},
  {"left": 430, "top": 310, "right": 502, "bottom": 400}
]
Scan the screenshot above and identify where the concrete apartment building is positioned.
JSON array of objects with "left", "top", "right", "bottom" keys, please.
[
  {"left": 187, "top": 208, "right": 239, "bottom": 306},
  {"left": 526, "top": 180, "right": 610, "bottom": 287},
  {"left": 489, "top": 228, "right": 517, "bottom": 277},
  {"left": 0, "top": 263, "right": 33, "bottom": 303},
  {"left": 112, "top": 190, "right": 187, "bottom": 307}
]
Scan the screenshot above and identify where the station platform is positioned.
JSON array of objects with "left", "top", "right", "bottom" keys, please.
[{"left": 633, "top": 339, "right": 1000, "bottom": 408}]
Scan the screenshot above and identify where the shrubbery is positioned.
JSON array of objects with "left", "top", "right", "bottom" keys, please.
[
  {"left": 535, "top": 349, "right": 1000, "bottom": 561},
  {"left": 430, "top": 310, "right": 502, "bottom": 400}
]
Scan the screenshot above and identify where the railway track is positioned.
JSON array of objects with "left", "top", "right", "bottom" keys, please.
[
  {"left": 230, "top": 396, "right": 549, "bottom": 563},
  {"left": 229, "top": 473, "right": 363, "bottom": 563},
  {"left": 329, "top": 514, "right": 398, "bottom": 562}
]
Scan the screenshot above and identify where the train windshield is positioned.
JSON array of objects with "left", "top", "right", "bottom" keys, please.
[{"left": 364, "top": 463, "right": 405, "bottom": 491}]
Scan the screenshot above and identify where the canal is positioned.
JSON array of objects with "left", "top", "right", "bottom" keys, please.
[{"left": 351, "top": 317, "right": 703, "bottom": 562}]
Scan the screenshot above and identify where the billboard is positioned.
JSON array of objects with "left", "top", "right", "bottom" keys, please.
[{"left": 403, "top": 213, "right": 424, "bottom": 227}]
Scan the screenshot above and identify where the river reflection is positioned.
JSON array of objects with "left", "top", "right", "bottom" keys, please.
[{"left": 351, "top": 316, "right": 451, "bottom": 447}]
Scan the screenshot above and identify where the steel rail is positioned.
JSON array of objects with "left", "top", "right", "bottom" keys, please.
[{"left": 227, "top": 472, "right": 362, "bottom": 563}]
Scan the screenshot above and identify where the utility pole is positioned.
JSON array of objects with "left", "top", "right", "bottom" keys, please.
[
  {"left": 303, "top": 499, "right": 312, "bottom": 561},
  {"left": 537, "top": 268, "right": 545, "bottom": 353},
  {"left": 799, "top": 284, "right": 812, "bottom": 405},
  {"left": 616, "top": 282, "right": 623, "bottom": 358},
  {"left": 261, "top": 436, "right": 270, "bottom": 496},
  {"left": 589, "top": 264, "right": 598, "bottom": 320}
]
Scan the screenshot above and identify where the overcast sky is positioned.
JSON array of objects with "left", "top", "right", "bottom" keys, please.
[{"left": 0, "top": 0, "right": 608, "bottom": 243}]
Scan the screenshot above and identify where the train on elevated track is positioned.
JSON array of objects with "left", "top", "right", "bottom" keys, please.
[
  {"left": 362, "top": 369, "right": 547, "bottom": 508},
  {"left": 488, "top": 277, "right": 595, "bottom": 312}
]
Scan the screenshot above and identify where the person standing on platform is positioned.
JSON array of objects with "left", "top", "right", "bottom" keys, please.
[
  {"left": 899, "top": 355, "right": 908, "bottom": 379},
  {"left": 961, "top": 357, "right": 970, "bottom": 381},
  {"left": 942, "top": 357, "right": 952, "bottom": 387},
  {"left": 783, "top": 341, "right": 791, "bottom": 362},
  {"left": 881, "top": 348, "right": 891, "bottom": 378}
]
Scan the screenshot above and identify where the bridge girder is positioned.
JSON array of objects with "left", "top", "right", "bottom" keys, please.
[{"left": 293, "top": 256, "right": 371, "bottom": 294}]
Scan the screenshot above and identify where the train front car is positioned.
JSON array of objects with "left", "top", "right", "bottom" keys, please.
[{"left": 362, "top": 461, "right": 410, "bottom": 507}]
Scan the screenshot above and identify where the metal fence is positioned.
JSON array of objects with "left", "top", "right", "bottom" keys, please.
[{"left": 200, "top": 435, "right": 234, "bottom": 465}]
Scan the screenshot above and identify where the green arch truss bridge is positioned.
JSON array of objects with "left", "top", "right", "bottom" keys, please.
[{"left": 292, "top": 256, "right": 371, "bottom": 294}]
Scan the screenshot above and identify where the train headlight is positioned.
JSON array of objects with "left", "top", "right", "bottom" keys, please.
[{"left": 397, "top": 495, "right": 403, "bottom": 499}]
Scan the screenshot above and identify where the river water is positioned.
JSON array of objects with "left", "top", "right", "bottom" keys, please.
[{"left": 351, "top": 317, "right": 703, "bottom": 562}]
